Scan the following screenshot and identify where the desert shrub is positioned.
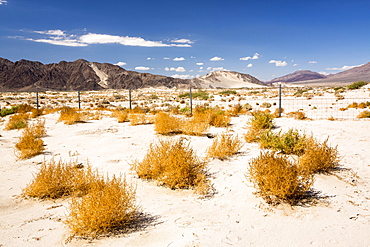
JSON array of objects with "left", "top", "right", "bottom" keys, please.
[
  {"left": 259, "top": 129, "right": 307, "bottom": 155},
  {"left": 128, "top": 113, "right": 155, "bottom": 126},
  {"left": 244, "top": 103, "right": 253, "bottom": 111},
  {"left": 298, "top": 137, "right": 340, "bottom": 174},
  {"left": 15, "top": 104, "right": 34, "bottom": 114},
  {"left": 58, "top": 107, "right": 83, "bottom": 125},
  {"left": 30, "top": 108, "right": 44, "bottom": 118},
  {"left": 219, "top": 90, "right": 237, "bottom": 95},
  {"left": 347, "top": 102, "right": 358, "bottom": 108},
  {"left": 207, "top": 132, "right": 243, "bottom": 160},
  {"left": 112, "top": 109, "right": 129, "bottom": 123},
  {"left": 260, "top": 102, "right": 272, "bottom": 108},
  {"left": 5, "top": 113, "right": 29, "bottom": 130},
  {"left": 248, "top": 111, "right": 275, "bottom": 130},
  {"left": 154, "top": 112, "right": 181, "bottom": 134},
  {"left": 347, "top": 81, "right": 368, "bottom": 90},
  {"left": 130, "top": 106, "right": 146, "bottom": 114},
  {"left": 247, "top": 151, "right": 313, "bottom": 204},
  {"left": 14, "top": 125, "right": 45, "bottom": 159},
  {"left": 180, "top": 117, "right": 209, "bottom": 136},
  {"left": 65, "top": 175, "right": 139, "bottom": 238},
  {"left": 0, "top": 105, "right": 20, "bottom": 117},
  {"left": 27, "top": 119, "right": 47, "bottom": 138},
  {"left": 208, "top": 110, "right": 231, "bottom": 127},
  {"left": 131, "top": 138, "right": 209, "bottom": 192},
  {"left": 357, "top": 110, "right": 370, "bottom": 118},
  {"left": 228, "top": 104, "right": 244, "bottom": 116},
  {"left": 179, "top": 90, "right": 209, "bottom": 100},
  {"left": 273, "top": 108, "right": 284, "bottom": 118},
  {"left": 22, "top": 159, "right": 95, "bottom": 199},
  {"left": 288, "top": 111, "right": 306, "bottom": 120}
]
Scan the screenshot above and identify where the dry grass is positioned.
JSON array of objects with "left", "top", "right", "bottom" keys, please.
[
  {"left": 128, "top": 113, "right": 155, "bottom": 126},
  {"left": 22, "top": 159, "right": 95, "bottom": 199},
  {"left": 111, "top": 109, "right": 129, "bottom": 123},
  {"left": 288, "top": 111, "right": 307, "bottom": 120},
  {"left": 298, "top": 137, "right": 340, "bottom": 174},
  {"left": 5, "top": 113, "right": 29, "bottom": 130},
  {"left": 131, "top": 138, "right": 209, "bottom": 193},
  {"left": 154, "top": 112, "right": 181, "bottom": 135},
  {"left": 14, "top": 124, "right": 45, "bottom": 159},
  {"left": 357, "top": 110, "right": 370, "bottom": 118},
  {"left": 65, "top": 175, "right": 139, "bottom": 239},
  {"left": 58, "top": 107, "right": 84, "bottom": 125},
  {"left": 180, "top": 117, "right": 209, "bottom": 136},
  {"left": 248, "top": 151, "right": 314, "bottom": 205},
  {"left": 207, "top": 132, "right": 243, "bottom": 160},
  {"left": 244, "top": 111, "right": 274, "bottom": 143}
]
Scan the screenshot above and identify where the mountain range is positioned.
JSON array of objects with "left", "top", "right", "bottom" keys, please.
[
  {"left": 266, "top": 62, "right": 370, "bottom": 86},
  {"left": 1, "top": 57, "right": 369, "bottom": 91}
]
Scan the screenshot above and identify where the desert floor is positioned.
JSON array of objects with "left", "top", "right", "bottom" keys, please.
[{"left": 0, "top": 87, "right": 370, "bottom": 247}]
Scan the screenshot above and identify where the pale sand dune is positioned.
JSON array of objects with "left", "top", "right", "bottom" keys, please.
[{"left": 0, "top": 91, "right": 369, "bottom": 247}]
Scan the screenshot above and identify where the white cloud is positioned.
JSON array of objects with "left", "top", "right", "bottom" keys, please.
[
  {"left": 309, "top": 61, "right": 317, "bottom": 64},
  {"left": 173, "top": 57, "right": 185, "bottom": 61},
  {"left": 196, "top": 62, "right": 204, "bottom": 66},
  {"left": 171, "top": 38, "right": 194, "bottom": 44},
  {"left": 210, "top": 56, "right": 224, "bottom": 61},
  {"left": 147, "top": 57, "right": 154, "bottom": 60},
  {"left": 269, "top": 60, "right": 287, "bottom": 67},
  {"left": 199, "top": 67, "right": 203, "bottom": 70},
  {"left": 135, "top": 66, "right": 151, "bottom": 71},
  {"left": 247, "top": 63, "right": 253, "bottom": 68},
  {"left": 240, "top": 53, "right": 259, "bottom": 61},
  {"left": 163, "top": 57, "right": 170, "bottom": 60},
  {"left": 171, "top": 74, "right": 194, "bottom": 79},
  {"left": 0, "top": 0, "right": 8, "bottom": 5},
  {"left": 319, "top": 71, "right": 332, "bottom": 75},
  {"left": 26, "top": 38, "right": 87, "bottom": 47},
  {"left": 34, "top": 30, "right": 66, "bottom": 36},
  {"left": 22, "top": 30, "right": 192, "bottom": 48},
  {"left": 115, "top": 62, "right": 127, "bottom": 67},
  {"left": 293, "top": 64, "right": 298, "bottom": 66},
  {"left": 165, "top": 67, "right": 186, "bottom": 72},
  {"left": 326, "top": 64, "right": 362, "bottom": 71},
  {"left": 207, "top": 67, "right": 228, "bottom": 72}
]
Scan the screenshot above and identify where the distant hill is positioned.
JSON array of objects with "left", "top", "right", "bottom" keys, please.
[
  {"left": 265, "top": 70, "right": 327, "bottom": 84},
  {"left": 191, "top": 71, "right": 266, "bottom": 88},
  {"left": 0, "top": 58, "right": 191, "bottom": 91},
  {"left": 266, "top": 63, "right": 370, "bottom": 86}
]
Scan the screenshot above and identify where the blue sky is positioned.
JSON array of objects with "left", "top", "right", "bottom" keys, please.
[{"left": 1, "top": 0, "right": 370, "bottom": 81}]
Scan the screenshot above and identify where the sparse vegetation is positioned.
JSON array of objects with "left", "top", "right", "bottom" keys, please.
[
  {"left": 298, "top": 137, "right": 340, "bottom": 174},
  {"left": 14, "top": 123, "right": 45, "bottom": 159},
  {"left": 259, "top": 128, "right": 307, "bottom": 155},
  {"left": 22, "top": 159, "right": 95, "bottom": 199},
  {"left": 207, "top": 132, "right": 243, "bottom": 160},
  {"left": 65, "top": 175, "right": 139, "bottom": 239},
  {"left": 131, "top": 138, "right": 209, "bottom": 193},
  {"left": 357, "top": 110, "right": 370, "bottom": 118},
  {"left": 179, "top": 90, "right": 209, "bottom": 100},
  {"left": 248, "top": 151, "right": 314, "bottom": 205},
  {"left": 58, "top": 107, "right": 84, "bottom": 125},
  {"left": 111, "top": 109, "right": 129, "bottom": 123},
  {"left": 347, "top": 81, "right": 368, "bottom": 90},
  {"left": 5, "top": 113, "right": 29, "bottom": 130},
  {"left": 244, "top": 111, "right": 275, "bottom": 143}
]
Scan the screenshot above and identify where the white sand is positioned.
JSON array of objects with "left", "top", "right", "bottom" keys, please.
[{"left": 0, "top": 91, "right": 370, "bottom": 247}]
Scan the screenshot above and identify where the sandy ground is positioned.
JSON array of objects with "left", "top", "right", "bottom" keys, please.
[{"left": 0, "top": 89, "right": 370, "bottom": 247}]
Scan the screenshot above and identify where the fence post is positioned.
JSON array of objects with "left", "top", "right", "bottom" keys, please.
[
  {"left": 190, "top": 87, "right": 193, "bottom": 115},
  {"left": 36, "top": 91, "right": 39, "bottom": 109},
  {"left": 129, "top": 89, "right": 132, "bottom": 110},
  {"left": 78, "top": 91, "right": 81, "bottom": 109},
  {"left": 278, "top": 83, "right": 282, "bottom": 117}
]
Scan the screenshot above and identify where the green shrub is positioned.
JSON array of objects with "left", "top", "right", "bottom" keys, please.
[
  {"left": 248, "top": 111, "right": 275, "bottom": 130},
  {"left": 347, "top": 81, "right": 368, "bottom": 90},
  {"left": 259, "top": 129, "right": 307, "bottom": 155},
  {"left": 179, "top": 90, "right": 209, "bottom": 100},
  {"left": 219, "top": 90, "right": 237, "bottom": 95},
  {"left": 0, "top": 105, "right": 20, "bottom": 117}
]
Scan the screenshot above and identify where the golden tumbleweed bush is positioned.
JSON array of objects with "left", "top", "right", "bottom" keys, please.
[
  {"left": 207, "top": 132, "right": 243, "bottom": 160},
  {"left": 15, "top": 123, "right": 45, "bottom": 159},
  {"left": 154, "top": 112, "right": 181, "bottom": 134},
  {"left": 22, "top": 159, "right": 96, "bottom": 199},
  {"left": 298, "top": 137, "right": 340, "bottom": 174},
  {"left": 58, "top": 107, "right": 84, "bottom": 125},
  {"left": 131, "top": 138, "right": 210, "bottom": 193},
  {"left": 65, "top": 175, "right": 140, "bottom": 239},
  {"left": 5, "top": 113, "right": 29, "bottom": 130},
  {"left": 248, "top": 151, "right": 314, "bottom": 205}
]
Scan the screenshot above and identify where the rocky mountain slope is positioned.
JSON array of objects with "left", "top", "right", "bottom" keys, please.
[
  {"left": 191, "top": 71, "right": 266, "bottom": 88},
  {"left": 265, "top": 70, "right": 327, "bottom": 84},
  {"left": 0, "top": 58, "right": 191, "bottom": 91}
]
